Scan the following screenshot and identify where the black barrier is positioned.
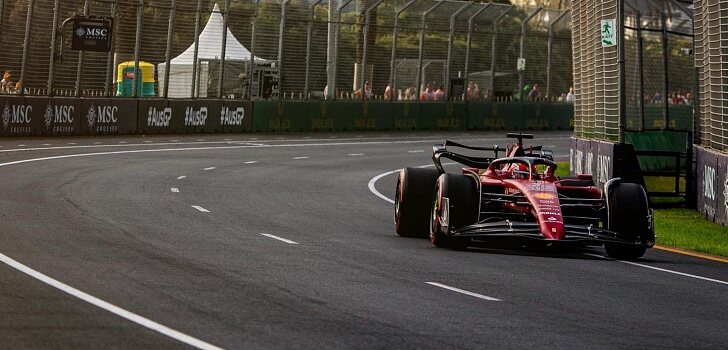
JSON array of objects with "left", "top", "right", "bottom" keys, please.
[
  {"left": 168, "top": 100, "right": 223, "bottom": 134},
  {"left": 80, "top": 98, "right": 137, "bottom": 135},
  {"left": 25, "top": 97, "right": 82, "bottom": 136},
  {"left": 0, "top": 96, "right": 41, "bottom": 136},
  {"left": 221, "top": 100, "right": 252, "bottom": 133},
  {"left": 570, "top": 137, "right": 616, "bottom": 188},
  {"left": 571, "top": 137, "right": 646, "bottom": 190},
  {"left": 137, "top": 99, "right": 172, "bottom": 134},
  {"left": 695, "top": 145, "right": 727, "bottom": 224},
  {"left": 718, "top": 152, "right": 728, "bottom": 225}
]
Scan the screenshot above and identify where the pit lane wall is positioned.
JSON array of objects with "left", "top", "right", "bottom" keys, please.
[
  {"left": 0, "top": 96, "right": 573, "bottom": 136},
  {"left": 695, "top": 145, "right": 728, "bottom": 225}
]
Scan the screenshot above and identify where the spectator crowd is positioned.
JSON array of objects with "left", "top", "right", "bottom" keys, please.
[{"left": 1, "top": 71, "right": 22, "bottom": 94}]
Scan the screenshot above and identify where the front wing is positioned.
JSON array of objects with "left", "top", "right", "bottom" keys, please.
[{"left": 451, "top": 221, "right": 655, "bottom": 247}]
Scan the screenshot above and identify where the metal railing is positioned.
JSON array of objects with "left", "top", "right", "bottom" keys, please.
[{"left": 0, "top": 0, "right": 572, "bottom": 103}]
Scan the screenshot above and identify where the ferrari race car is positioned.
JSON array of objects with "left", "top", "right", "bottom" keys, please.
[{"left": 394, "top": 133, "right": 654, "bottom": 260}]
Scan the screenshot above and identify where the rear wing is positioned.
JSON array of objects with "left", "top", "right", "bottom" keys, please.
[
  {"left": 432, "top": 141, "right": 502, "bottom": 174},
  {"left": 432, "top": 139, "right": 555, "bottom": 174}
]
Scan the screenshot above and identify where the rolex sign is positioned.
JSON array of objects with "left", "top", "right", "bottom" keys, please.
[{"left": 71, "top": 17, "right": 113, "bottom": 52}]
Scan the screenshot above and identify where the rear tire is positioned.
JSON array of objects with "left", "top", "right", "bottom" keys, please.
[
  {"left": 430, "top": 173, "right": 478, "bottom": 250},
  {"left": 604, "top": 182, "right": 651, "bottom": 260},
  {"left": 395, "top": 167, "right": 440, "bottom": 237}
]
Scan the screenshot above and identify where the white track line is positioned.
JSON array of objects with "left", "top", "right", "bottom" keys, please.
[
  {"left": 583, "top": 253, "right": 728, "bottom": 286},
  {"left": 0, "top": 252, "right": 224, "bottom": 350},
  {"left": 191, "top": 205, "right": 210, "bottom": 213},
  {"left": 203, "top": 167, "right": 216, "bottom": 171},
  {"left": 0, "top": 135, "right": 558, "bottom": 153},
  {"left": 171, "top": 188, "right": 179, "bottom": 193},
  {"left": 348, "top": 153, "right": 364, "bottom": 156},
  {"left": 293, "top": 157, "right": 309, "bottom": 160},
  {"left": 260, "top": 233, "right": 299, "bottom": 245},
  {"left": 408, "top": 150, "right": 424, "bottom": 153},
  {"left": 177, "top": 176, "right": 186, "bottom": 180},
  {"left": 244, "top": 161, "right": 258, "bottom": 164},
  {"left": 426, "top": 282, "right": 502, "bottom": 301},
  {"left": 0, "top": 137, "right": 570, "bottom": 348},
  {"left": 368, "top": 170, "right": 399, "bottom": 204},
  {"left": 367, "top": 164, "right": 444, "bottom": 205}
]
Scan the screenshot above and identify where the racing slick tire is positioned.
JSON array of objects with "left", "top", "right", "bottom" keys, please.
[
  {"left": 430, "top": 173, "right": 478, "bottom": 250},
  {"left": 604, "top": 182, "right": 651, "bottom": 260},
  {"left": 395, "top": 167, "right": 440, "bottom": 238}
]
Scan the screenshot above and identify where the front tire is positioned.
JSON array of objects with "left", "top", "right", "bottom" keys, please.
[
  {"left": 604, "top": 182, "right": 651, "bottom": 260},
  {"left": 430, "top": 173, "right": 478, "bottom": 250},
  {"left": 395, "top": 167, "right": 440, "bottom": 237}
]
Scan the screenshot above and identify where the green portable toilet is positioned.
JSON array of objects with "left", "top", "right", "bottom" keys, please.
[{"left": 117, "top": 61, "right": 155, "bottom": 97}]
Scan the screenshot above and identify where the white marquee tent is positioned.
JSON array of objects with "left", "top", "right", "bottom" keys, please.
[{"left": 157, "top": 3, "right": 268, "bottom": 98}]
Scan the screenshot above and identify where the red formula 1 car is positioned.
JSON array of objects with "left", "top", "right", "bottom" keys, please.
[{"left": 395, "top": 133, "right": 654, "bottom": 260}]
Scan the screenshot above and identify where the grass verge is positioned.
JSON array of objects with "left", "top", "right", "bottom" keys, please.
[
  {"left": 555, "top": 162, "right": 728, "bottom": 258},
  {"left": 654, "top": 209, "right": 728, "bottom": 258}
]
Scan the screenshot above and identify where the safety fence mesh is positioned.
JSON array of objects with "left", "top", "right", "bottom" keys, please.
[
  {"left": 571, "top": 0, "right": 620, "bottom": 141},
  {"left": 623, "top": 0, "right": 693, "bottom": 132},
  {"left": 694, "top": 0, "right": 728, "bottom": 152},
  {"left": 0, "top": 0, "right": 571, "bottom": 102}
]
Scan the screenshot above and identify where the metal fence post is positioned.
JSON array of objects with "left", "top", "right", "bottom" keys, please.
[
  {"left": 360, "top": 0, "right": 385, "bottom": 96},
  {"left": 518, "top": 7, "right": 542, "bottom": 101},
  {"left": 278, "top": 0, "right": 291, "bottom": 100},
  {"left": 660, "top": 9, "right": 669, "bottom": 130},
  {"left": 191, "top": 0, "right": 202, "bottom": 98},
  {"left": 490, "top": 6, "right": 511, "bottom": 102},
  {"left": 417, "top": 0, "right": 446, "bottom": 101},
  {"left": 217, "top": 0, "right": 229, "bottom": 98},
  {"left": 333, "top": 0, "right": 355, "bottom": 100},
  {"left": 325, "top": 0, "right": 335, "bottom": 100},
  {"left": 636, "top": 11, "right": 645, "bottom": 131},
  {"left": 105, "top": 1, "right": 118, "bottom": 96},
  {"left": 389, "top": 0, "right": 417, "bottom": 101},
  {"left": 132, "top": 0, "right": 143, "bottom": 98},
  {"left": 304, "top": 0, "right": 323, "bottom": 99},
  {"left": 248, "top": 0, "right": 260, "bottom": 100},
  {"left": 163, "top": 0, "right": 176, "bottom": 98},
  {"left": 464, "top": 4, "right": 489, "bottom": 96},
  {"left": 19, "top": 0, "right": 35, "bottom": 95},
  {"left": 75, "top": 0, "right": 90, "bottom": 97},
  {"left": 445, "top": 1, "right": 473, "bottom": 100},
  {"left": 618, "top": 0, "right": 626, "bottom": 143},
  {"left": 546, "top": 10, "right": 569, "bottom": 100},
  {"left": 0, "top": 0, "right": 5, "bottom": 42},
  {"left": 47, "top": 0, "right": 61, "bottom": 96}
]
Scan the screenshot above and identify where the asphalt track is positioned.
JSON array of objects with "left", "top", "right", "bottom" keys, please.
[{"left": 0, "top": 132, "right": 726, "bottom": 349}]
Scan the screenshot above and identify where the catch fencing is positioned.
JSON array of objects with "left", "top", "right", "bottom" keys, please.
[
  {"left": 694, "top": 0, "right": 728, "bottom": 224},
  {"left": 694, "top": 0, "right": 728, "bottom": 153},
  {"left": 0, "top": 0, "right": 572, "bottom": 103},
  {"left": 571, "top": 0, "right": 694, "bottom": 143}
]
